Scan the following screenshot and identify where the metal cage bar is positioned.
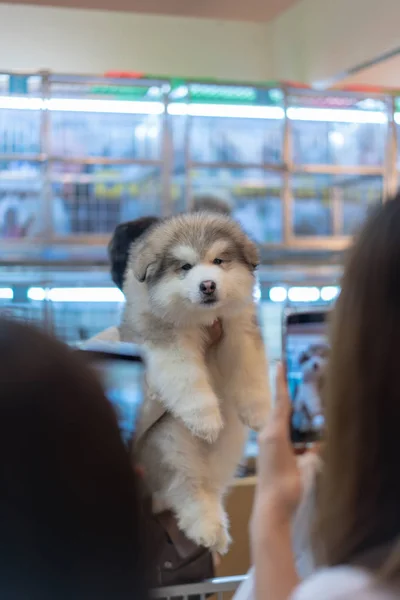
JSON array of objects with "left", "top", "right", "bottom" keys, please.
[{"left": 152, "top": 575, "right": 246, "bottom": 599}]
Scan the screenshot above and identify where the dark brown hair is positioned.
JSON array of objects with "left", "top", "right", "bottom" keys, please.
[
  {"left": 0, "top": 318, "right": 149, "bottom": 598},
  {"left": 317, "top": 195, "right": 400, "bottom": 577}
]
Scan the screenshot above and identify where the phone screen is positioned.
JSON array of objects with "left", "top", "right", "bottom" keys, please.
[
  {"left": 78, "top": 348, "right": 145, "bottom": 446},
  {"left": 285, "top": 310, "right": 329, "bottom": 444}
]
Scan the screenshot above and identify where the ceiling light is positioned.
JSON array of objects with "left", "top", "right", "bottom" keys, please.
[
  {"left": 168, "top": 103, "right": 285, "bottom": 119},
  {"left": 320, "top": 286, "right": 340, "bottom": 302},
  {"left": 46, "top": 98, "right": 164, "bottom": 115},
  {"left": 28, "top": 287, "right": 124, "bottom": 303},
  {"left": 269, "top": 286, "right": 287, "bottom": 302},
  {"left": 0, "top": 287, "right": 13, "bottom": 300},
  {"left": 287, "top": 107, "right": 387, "bottom": 124},
  {"left": 288, "top": 287, "right": 320, "bottom": 303}
]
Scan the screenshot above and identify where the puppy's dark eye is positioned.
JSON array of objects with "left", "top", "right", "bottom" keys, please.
[
  {"left": 213, "top": 258, "right": 223, "bottom": 265},
  {"left": 181, "top": 263, "right": 192, "bottom": 271}
]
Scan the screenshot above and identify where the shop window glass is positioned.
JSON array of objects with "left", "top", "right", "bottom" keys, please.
[
  {"left": 50, "top": 111, "right": 162, "bottom": 160},
  {"left": 289, "top": 94, "right": 387, "bottom": 166},
  {"left": 0, "top": 161, "right": 42, "bottom": 239},
  {"left": 341, "top": 175, "right": 382, "bottom": 235},
  {"left": 190, "top": 116, "right": 283, "bottom": 165},
  {"left": 0, "top": 109, "right": 41, "bottom": 155},
  {"left": 292, "top": 121, "right": 386, "bottom": 167},
  {"left": 292, "top": 173, "right": 383, "bottom": 237},
  {"left": 292, "top": 174, "right": 334, "bottom": 237},
  {"left": 0, "top": 74, "right": 43, "bottom": 156},
  {"left": 191, "top": 168, "right": 283, "bottom": 243},
  {"left": 51, "top": 163, "right": 161, "bottom": 235}
]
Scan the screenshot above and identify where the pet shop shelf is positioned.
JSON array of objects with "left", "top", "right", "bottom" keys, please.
[{"left": 0, "top": 71, "right": 396, "bottom": 262}]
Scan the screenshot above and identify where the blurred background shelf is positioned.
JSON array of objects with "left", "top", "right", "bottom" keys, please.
[{"left": 0, "top": 71, "right": 396, "bottom": 357}]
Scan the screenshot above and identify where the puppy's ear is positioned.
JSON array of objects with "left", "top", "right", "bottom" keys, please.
[
  {"left": 241, "top": 236, "right": 259, "bottom": 270},
  {"left": 130, "top": 238, "right": 159, "bottom": 282},
  {"left": 298, "top": 351, "right": 309, "bottom": 365}
]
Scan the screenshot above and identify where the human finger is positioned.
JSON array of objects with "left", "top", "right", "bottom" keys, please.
[
  {"left": 207, "top": 319, "right": 223, "bottom": 346},
  {"left": 308, "top": 441, "right": 323, "bottom": 456},
  {"left": 272, "top": 362, "right": 291, "bottom": 424}
]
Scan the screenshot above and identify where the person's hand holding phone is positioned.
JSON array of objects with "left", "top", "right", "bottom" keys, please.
[
  {"left": 250, "top": 364, "right": 322, "bottom": 600},
  {"left": 252, "top": 363, "right": 303, "bottom": 528}
]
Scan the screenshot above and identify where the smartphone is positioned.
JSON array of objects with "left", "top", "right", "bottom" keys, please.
[
  {"left": 283, "top": 308, "right": 329, "bottom": 445},
  {"left": 77, "top": 342, "right": 145, "bottom": 447}
]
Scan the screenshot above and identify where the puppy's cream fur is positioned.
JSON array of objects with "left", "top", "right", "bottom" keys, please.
[
  {"left": 294, "top": 344, "right": 328, "bottom": 432},
  {"left": 120, "top": 213, "right": 271, "bottom": 553}
]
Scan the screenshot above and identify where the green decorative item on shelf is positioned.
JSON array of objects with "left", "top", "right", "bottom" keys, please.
[
  {"left": 189, "top": 83, "right": 256, "bottom": 105},
  {"left": 147, "top": 74, "right": 283, "bottom": 106},
  {"left": 89, "top": 85, "right": 158, "bottom": 99}
]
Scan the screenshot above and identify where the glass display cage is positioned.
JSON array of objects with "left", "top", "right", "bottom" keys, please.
[
  {"left": 0, "top": 71, "right": 395, "bottom": 348},
  {"left": 0, "top": 71, "right": 397, "bottom": 264}
]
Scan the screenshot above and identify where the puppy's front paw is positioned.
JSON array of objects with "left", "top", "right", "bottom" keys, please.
[
  {"left": 184, "top": 397, "right": 224, "bottom": 443},
  {"left": 238, "top": 394, "right": 270, "bottom": 431}
]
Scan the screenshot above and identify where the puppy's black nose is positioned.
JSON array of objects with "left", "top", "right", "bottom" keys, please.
[{"left": 200, "top": 280, "right": 216, "bottom": 295}]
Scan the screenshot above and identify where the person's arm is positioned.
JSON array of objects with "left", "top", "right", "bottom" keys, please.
[
  {"left": 252, "top": 511, "right": 299, "bottom": 600},
  {"left": 250, "top": 364, "right": 306, "bottom": 600}
]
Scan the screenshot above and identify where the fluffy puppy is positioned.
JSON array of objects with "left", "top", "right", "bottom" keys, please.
[
  {"left": 293, "top": 344, "right": 329, "bottom": 431},
  {"left": 120, "top": 212, "right": 271, "bottom": 553}
]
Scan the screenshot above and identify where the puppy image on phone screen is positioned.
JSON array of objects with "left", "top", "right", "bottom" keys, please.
[
  {"left": 293, "top": 344, "right": 329, "bottom": 432},
  {"left": 120, "top": 212, "right": 271, "bottom": 553}
]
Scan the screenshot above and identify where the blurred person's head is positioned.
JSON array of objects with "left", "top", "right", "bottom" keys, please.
[
  {"left": 109, "top": 216, "right": 160, "bottom": 290},
  {"left": 0, "top": 318, "right": 149, "bottom": 599},
  {"left": 317, "top": 195, "right": 400, "bottom": 578},
  {"left": 192, "top": 192, "right": 233, "bottom": 216}
]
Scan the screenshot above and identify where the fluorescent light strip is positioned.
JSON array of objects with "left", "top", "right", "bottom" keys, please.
[
  {"left": 287, "top": 107, "right": 387, "bottom": 124},
  {"left": 49, "top": 287, "right": 125, "bottom": 303},
  {"left": 0, "top": 95, "right": 391, "bottom": 123},
  {"left": 168, "top": 102, "right": 285, "bottom": 119},
  {"left": 28, "top": 287, "right": 125, "bottom": 303},
  {"left": 269, "top": 285, "right": 340, "bottom": 303},
  {"left": 46, "top": 98, "right": 164, "bottom": 115},
  {"left": 27, "top": 284, "right": 340, "bottom": 305},
  {"left": 269, "top": 286, "right": 287, "bottom": 303},
  {"left": 0, "top": 287, "right": 13, "bottom": 300},
  {"left": 0, "top": 95, "right": 44, "bottom": 110},
  {"left": 28, "top": 287, "right": 47, "bottom": 301},
  {"left": 320, "top": 285, "right": 340, "bottom": 302},
  {"left": 0, "top": 96, "right": 165, "bottom": 115},
  {"left": 288, "top": 286, "right": 321, "bottom": 303}
]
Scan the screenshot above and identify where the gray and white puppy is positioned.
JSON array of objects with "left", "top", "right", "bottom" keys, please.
[{"left": 120, "top": 212, "right": 271, "bottom": 554}]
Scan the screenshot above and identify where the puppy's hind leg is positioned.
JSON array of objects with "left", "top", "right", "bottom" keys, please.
[
  {"left": 147, "top": 420, "right": 231, "bottom": 555},
  {"left": 167, "top": 474, "right": 231, "bottom": 555}
]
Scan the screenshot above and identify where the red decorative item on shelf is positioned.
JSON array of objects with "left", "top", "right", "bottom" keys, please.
[{"left": 104, "top": 71, "right": 144, "bottom": 79}]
